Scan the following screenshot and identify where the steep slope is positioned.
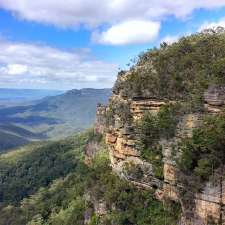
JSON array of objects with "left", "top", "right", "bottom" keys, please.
[
  {"left": 0, "top": 130, "right": 180, "bottom": 225},
  {"left": 97, "top": 28, "right": 225, "bottom": 225}
]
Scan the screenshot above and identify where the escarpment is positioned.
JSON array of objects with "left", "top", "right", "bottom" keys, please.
[
  {"left": 95, "top": 30, "right": 225, "bottom": 225},
  {"left": 101, "top": 83, "right": 225, "bottom": 225}
]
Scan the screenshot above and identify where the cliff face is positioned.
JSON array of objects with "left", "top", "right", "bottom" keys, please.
[
  {"left": 96, "top": 75, "right": 225, "bottom": 224},
  {"left": 93, "top": 30, "right": 225, "bottom": 224}
]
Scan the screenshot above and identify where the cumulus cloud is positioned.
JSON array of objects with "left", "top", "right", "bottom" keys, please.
[
  {"left": 1, "top": 0, "right": 225, "bottom": 45},
  {"left": 1, "top": 0, "right": 225, "bottom": 27},
  {"left": 0, "top": 40, "right": 118, "bottom": 89},
  {"left": 198, "top": 17, "right": 225, "bottom": 31},
  {"left": 94, "top": 20, "right": 160, "bottom": 45}
]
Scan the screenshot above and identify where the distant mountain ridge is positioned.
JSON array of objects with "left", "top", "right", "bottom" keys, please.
[
  {"left": 0, "top": 88, "right": 64, "bottom": 101},
  {"left": 0, "top": 88, "right": 111, "bottom": 152}
]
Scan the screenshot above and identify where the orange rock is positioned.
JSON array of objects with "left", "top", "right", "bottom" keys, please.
[
  {"left": 105, "top": 133, "right": 117, "bottom": 144},
  {"left": 164, "top": 163, "right": 177, "bottom": 184},
  {"left": 195, "top": 199, "right": 220, "bottom": 223},
  {"left": 113, "top": 151, "right": 126, "bottom": 159},
  {"left": 163, "top": 183, "right": 179, "bottom": 201},
  {"left": 123, "top": 146, "right": 140, "bottom": 156}
]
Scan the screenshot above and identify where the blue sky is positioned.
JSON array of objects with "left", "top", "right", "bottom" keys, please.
[{"left": 0, "top": 1, "right": 225, "bottom": 90}]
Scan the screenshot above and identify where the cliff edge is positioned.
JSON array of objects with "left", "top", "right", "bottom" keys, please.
[{"left": 95, "top": 28, "right": 225, "bottom": 225}]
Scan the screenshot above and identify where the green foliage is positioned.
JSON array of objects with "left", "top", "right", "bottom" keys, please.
[
  {"left": 86, "top": 128, "right": 103, "bottom": 143},
  {"left": 0, "top": 130, "right": 181, "bottom": 225},
  {"left": 0, "top": 132, "right": 90, "bottom": 204},
  {"left": 143, "top": 147, "right": 164, "bottom": 179},
  {"left": 113, "top": 29, "right": 225, "bottom": 108},
  {"left": 124, "top": 162, "right": 144, "bottom": 180},
  {"left": 106, "top": 100, "right": 132, "bottom": 127},
  {"left": 88, "top": 152, "right": 180, "bottom": 225},
  {"left": 89, "top": 214, "right": 100, "bottom": 225},
  {"left": 157, "top": 104, "right": 180, "bottom": 139},
  {"left": 136, "top": 104, "right": 180, "bottom": 179},
  {"left": 138, "top": 104, "right": 179, "bottom": 147},
  {"left": 0, "top": 130, "right": 29, "bottom": 153},
  {"left": 137, "top": 111, "right": 159, "bottom": 148},
  {"left": 178, "top": 111, "right": 225, "bottom": 181},
  {"left": 105, "top": 104, "right": 115, "bottom": 127}
]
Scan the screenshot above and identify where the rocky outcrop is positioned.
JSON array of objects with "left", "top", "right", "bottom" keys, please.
[
  {"left": 179, "top": 175, "right": 225, "bottom": 225},
  {"left": 84, "top": 140, "right": 100, "bottom": 165},
  {"left": 105, "top": 96, "right": 174, "bottom": 167},
  {"left": 94, "top": 78, "right": 225, "bottom": 224},
  {"left": 204, "top": 85, "right": 225, "bottom": 106},
  {"left": 204, "top": 85, "right": 225, "bottom": 114},
  {"left": 194, "top": 180, "right": 225, "bottom": 225},
  {"left": 130, "top": 99, "right": 174, "bottom": 120},
  {"left": 84, "top": 193, "right": 108, "bottom": 225},
  {"left": 95, "top": 103, "right": 107, "bottom": 134}
]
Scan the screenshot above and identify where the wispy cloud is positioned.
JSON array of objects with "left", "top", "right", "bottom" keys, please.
[{"left": 0, "top": 40, "right": 118, "bottom": 89}]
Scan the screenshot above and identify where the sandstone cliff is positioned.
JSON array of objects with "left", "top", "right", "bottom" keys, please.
[
  {"left": 93, "top": 30, "right": 225, "bottom": 225},
  {"left": 95, "top": 81, "right": 225, "bottom": 225}
]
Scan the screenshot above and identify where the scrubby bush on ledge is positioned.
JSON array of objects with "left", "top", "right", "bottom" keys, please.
[
  {"left": 106, "top": 100, "right": 132, "bottom": 128},
  {"left": 178, "top": 109, "right": 225, "bottom": 182},
  {"left": 136, "top": 104, "right": 180, "bottom": 179}
]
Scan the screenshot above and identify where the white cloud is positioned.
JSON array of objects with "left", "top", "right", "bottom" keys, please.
[
  {"left": 1, "top": 0, "right": 225, "bottom": 45},
  {"left": 1, "top": 64, "right": 28, "bottom": 75},
  {"left": 198, "top": 17, "right": 225, "bottom": 31},
  {"left": 95, "top": 20, "right": 160, "bottom": 45},
  {"left": 1, "top": 0, "right": 225, "bottom": 27},
  {"left": 0, "top": 40, "right": 118, "bottom": 89}
]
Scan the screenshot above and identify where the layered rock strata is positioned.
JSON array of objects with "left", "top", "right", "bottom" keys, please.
[{"left": 95, "top": 83, "right": 225, "bottom": 224}]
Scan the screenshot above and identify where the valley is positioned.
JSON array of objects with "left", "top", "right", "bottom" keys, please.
[
  {"left": 0, "top": 88, "right": 111, "bottom": 152},
  {"left": 1, "top": 29, "right": 225, "bottom": 225}
]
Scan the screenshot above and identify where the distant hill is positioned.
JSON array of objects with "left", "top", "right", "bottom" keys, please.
[
  {"left": 0, "top": 88, "right": 64, "bottom": 101},
  {"left": 0, "top": 88, "right": 65, "bottom": 107},
  {"left": 0, "top": 88, "right": 111, "bottom": 152}
]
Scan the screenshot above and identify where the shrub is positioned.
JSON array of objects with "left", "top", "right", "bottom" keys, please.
[
  {"left": 136, "top": 104, "right": 180, "bottom": 179},
  {"left": 178, "top": 111, "right": 225, "bottom": 182},
  {"left": 114, "top": 29, "right": 225, "bottom": 105}
]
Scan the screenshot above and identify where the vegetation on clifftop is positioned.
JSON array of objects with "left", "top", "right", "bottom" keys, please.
[
  {"left": 113, "top": 28, "right": 225, "bottom": 110},
  {"left": 110, "top": 28, "right": 225, "bottom": 187}
]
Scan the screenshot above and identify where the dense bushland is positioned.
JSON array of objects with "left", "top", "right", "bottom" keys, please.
[
  {"left": 0, "top": 130, "right": 181, "bottom": 225},
  {"left": 113, "top": 28, "right": 225, "bottom": 110},
  {"left": 0, "top": 133, "right": 89, "bottom": 204}
]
